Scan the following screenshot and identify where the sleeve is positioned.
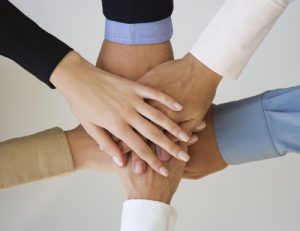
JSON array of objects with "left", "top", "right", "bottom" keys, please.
[
  {"left": 102, "top": 0, "right": 174, "bottom": 45},
  {"left": 190, "top": 0, "right": 294, "bottom": 79},
  {"left": 120, "top": 199, "right": 177, "bottom": 231},
  {"left": 213, "top": 85, "right": 300, "bottom": 165},
  {"left": 0, "top": 127, "right": 74, "bottom": 189},
  {"left": 0, "top": 0, "right": 73, "bottom": 88}
]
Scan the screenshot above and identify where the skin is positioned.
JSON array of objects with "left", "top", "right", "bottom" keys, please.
[
  {"left": 67, "top": 41, "right": 227, "bottom": 188},
  {"left": 66, "top": 107, "right": 227, "bottom": 180},
  {"left": 138, "top": 53, "right": 223, "bottom": 145},
  {"left": 113, "top": 144, "right": 186, "bottom": 204},
  {"left": 50, "top": 50, "right": 189, "bottom": 177}
]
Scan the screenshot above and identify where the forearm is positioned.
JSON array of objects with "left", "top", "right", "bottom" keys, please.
[
  {"left": 0, "top": 128, "right": 74, "bottom": 189},
  {"left": 191, "top": 0, "right": 294, "bottom": 79},
  {"left": 0, "top": 0, "right": 72, "bottom": 88},
  {"left": 97, "top": 40, "right": 174, "bottom": 80},
  {"left": 213, "top": 85, "right": 300, "bottom": 165}
]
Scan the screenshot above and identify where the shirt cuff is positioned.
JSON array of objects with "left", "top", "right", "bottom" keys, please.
[
  {"left": 105, "top": 17, "right": 173, "bottom": 45},
  {"left": 120, "top": 199, "right": 177, "bottom": 231},
  {"left": 213, "top": 94, "right": 280, "bottom": 165},
  {"left": 0, "top": 128, "right": 74, "bottom": 189},
  {"left": 190, "top": 0, "right": 291, "bottom": 79}
]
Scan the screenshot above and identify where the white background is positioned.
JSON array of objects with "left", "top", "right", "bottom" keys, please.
[{"left": 0, "top": 0, "right": 300, "bottom": 230}]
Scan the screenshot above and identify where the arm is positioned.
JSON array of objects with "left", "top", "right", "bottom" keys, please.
[
  {"left": 0, "top": 0, "right": 187, "bottom": 176},
  {"left": 184, "top": 85, "right": 300, "bottom": 179},
  {"left": 0, "top": 0, "right": 72, "bottom": 88},
  {"left": 0, "top": 24, "right": 179, "bottom": 189},
  {"left": 114, "top": 146, "right": 184, "bottom": 231},
  {"left": 191, "top": 0, "right": 295, "bottom": 78},
  {"left": 136, "top": 0, "right": 295, "bottom": 141},
  {"left": 98, "top": 38, "right": 180, "bottom": 231}
]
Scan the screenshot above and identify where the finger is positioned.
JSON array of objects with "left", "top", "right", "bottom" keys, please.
[
  {"left": 137, "top": 85, "right": 183, "bottom": 112},
  {"left": 119, "top": 141, "right": 131, "bottom": 154},
  {"left": 81, "top": 122, "right": 125, "bottom": 167},
  {"left": 180, "top": 119, "right": 200, "bottom": 135},
  {"left": 136, "top": 103, "right": 190, "bottom": 142},
  {"left": 188, "top": 135, "right": 198, "bottom": 145},
  {"left": 155, "top": 146, "right": 171, "bottom": 161},
  {"left": 120, "top": 135, "right": 148, "bottom": 154},
  {"left": 131, "top": 152, "right": 146, "bottom": 175},
  {"left": 193, "top": 121, "right": 206, "bottom": 132},
  {"left": 129, "top": 115, "right": 190, "bottom": 162},
  {"left": 109, "top": 124, "right": 169, "bottom": 177}
]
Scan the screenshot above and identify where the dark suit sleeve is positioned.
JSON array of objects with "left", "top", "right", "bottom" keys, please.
[
  {"left": 0, "top": 0, "right": 73, "bottom": 88},
  {"left": 102, "top": 0, "right": 174, "bottom": 23}
]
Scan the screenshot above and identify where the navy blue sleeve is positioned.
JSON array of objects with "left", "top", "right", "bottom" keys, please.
[
  {"left": 0, "top": 0, "right": 72, "bottom": 88},
  {"left": 102, "top": 0, "right": 174, "bottom": 23}
]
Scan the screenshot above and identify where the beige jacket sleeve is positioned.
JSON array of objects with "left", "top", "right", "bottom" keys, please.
[{"left": 0, "top": 127, "right": 74, "bottom": 189}]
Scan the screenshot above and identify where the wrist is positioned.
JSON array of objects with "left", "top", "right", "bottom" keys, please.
[
  {"left": 127, "top": 191, "right": 172, "bottom": 205},
  {"left": 65, "top": 127, "right": 113, "bottom": 171},
  {"left": 65, "top": 128, "right": 85, "bottom": 171},
  {"left": 184, "top": 53, "right": 222, "bottom": 89},
  {"left": 49, "top": 51, "right": 90, "bottom": 94}
]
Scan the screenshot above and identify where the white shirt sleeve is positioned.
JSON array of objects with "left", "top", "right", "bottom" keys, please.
[
  {"left": 190, "top": 0, "right": 294, "bottom": 79},
  {"left": 120, "top": 199, "right": 177, "bottom": 231}
]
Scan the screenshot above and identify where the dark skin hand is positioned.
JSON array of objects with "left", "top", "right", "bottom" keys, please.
[{"left": 183, "top": 106, "right": 228, "bottom": 179}]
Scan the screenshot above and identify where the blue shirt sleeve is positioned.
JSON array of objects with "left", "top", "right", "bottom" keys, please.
[
  {"left": 213, "top": 85, "right": 300, "bottom": 165},
  {"left": 104, "top": 17, "right": 173, "bottom": 45}
]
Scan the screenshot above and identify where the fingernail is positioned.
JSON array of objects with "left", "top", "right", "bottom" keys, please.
[
  {"left": 178, "top": 151, "right": 190, "bottom": 162},
  {"left": 173, "top": 102, "right": 183, "bottom": 111},
  {"left": 188, "top": 135, "right": 198, "bottom": 144},
  {"left": 113, "top": 156, "right": 123, "bottom": 167},
  {"left": 99, "top": 145, "right": 104, "bottom": 151},
  {"left": 134, "top": 162, "right": 145, "bottom": 175},
  {"left": 157, "top": 146, "right": 170, "bottom": 161},
  {"left": 195, "top": 122, "right": 206, "bottom": 130},
  {"left": 178, "top": 132, "right": 190, "bottom": 142},
  {"left": 160, "top": 167, "right": 169, "bottom": 177},
  {"left": 155, "top": 145, "right": 161, "bottom": 156}
]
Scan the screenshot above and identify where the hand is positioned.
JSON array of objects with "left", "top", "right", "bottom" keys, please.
[
  {"left": 138, "top": 53, "right": 222, "bottom": 134},
  {"left": 114, "top": 144, "right": 186, "bottom": 204},
  {"left": 184, "top": 107, "right": 228, "bottom": 179},
  {"left": 50, "top": 51, "right": 191, "bottom": 176},
  {"left": 130, "top": 107, "right": 228, "bottom": 178},
  {"left": 66, "top": 126, "right": 111, "bottom": 171},
  {"left": 130, "top": 122, "right": 206, "bottom": 175}
]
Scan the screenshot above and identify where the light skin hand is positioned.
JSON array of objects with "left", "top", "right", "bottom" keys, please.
[
  {"left": 50, "top": 51, "right": 191, "bottom": 177},
  {"left": 65, "top": 42, "right": 227, "bottom": 180},
  {"left": 66, "top": 126, "right": 111, "bottom": 171},
  {"left": 66, "top": 107, "right": 228, "bottom": 180},
  {"left": 113, "top": 144, "right": 187, "bottom": 204},
  {"left": 97, "top": 41, "right": 220, "bottom": 176}
]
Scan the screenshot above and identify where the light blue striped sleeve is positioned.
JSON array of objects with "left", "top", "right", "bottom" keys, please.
[
  {"left": 104, "top": 17, "right": 173, "bottom": 45},
  {"left": 213, "top": 85, "right": 300, "bottom": 165}
]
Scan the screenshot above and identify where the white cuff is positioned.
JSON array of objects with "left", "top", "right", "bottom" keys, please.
[
  {"left": 120, "top": 199, "right": 177, "bottom": 231},
  {"left": 190, "top": 0, "right": 292, "bottom": 79}
]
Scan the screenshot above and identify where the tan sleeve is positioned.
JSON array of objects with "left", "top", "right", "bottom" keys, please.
[{"left": 0, "top": 127, "right": 74, "bottom": 189}]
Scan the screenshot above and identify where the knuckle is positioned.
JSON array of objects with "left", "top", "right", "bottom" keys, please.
[
  {"left": 165, "top": 142, "right": 180, "bottom": 155},
  {"left": 148, "top": 157, "right": 162, "bottom": 169},
  {"left": 148, "top": 128, "right": 164, "bottom": 141},
  {"left": 113, "top": 120, "right": 127, "bottom": 131},
  {"left": 136, "top": 145, "right": 151, "bottom": 157},
  {"left": 152, "top": 110, "right": 164, "bottom": 121}
]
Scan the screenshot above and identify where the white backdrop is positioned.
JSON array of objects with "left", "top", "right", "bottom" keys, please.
[{"left": 0, "top": 0, "right": 299, "bottom": 230}]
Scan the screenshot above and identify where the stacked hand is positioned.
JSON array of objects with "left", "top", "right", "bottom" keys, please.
[
  {"left": 130, "top": 53, "right": 222, "bottom": 173},
  {"left": 51, "top": 51, "right": 192, "bottom": 176}
]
